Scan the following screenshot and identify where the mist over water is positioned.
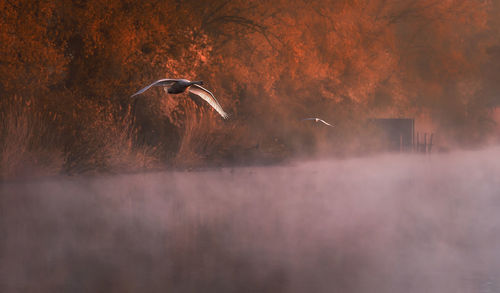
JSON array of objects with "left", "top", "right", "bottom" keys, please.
[{"left": 1, "top": 147, "right": 500, "bottom": 292}]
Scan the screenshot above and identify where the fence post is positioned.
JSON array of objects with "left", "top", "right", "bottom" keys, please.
[
  {"left": 428, "top": 133, "right": 434, "bottom": 154},
  {"left": 416, "top": 132, "right": 420, "bottom": 152},
  {"left": 424, "top": 133, "right": 427, "bottom": 153}
]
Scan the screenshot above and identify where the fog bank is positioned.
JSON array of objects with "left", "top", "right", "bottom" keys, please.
[{"left": 1, "top": 147, "right": 500, "bottom": 292}]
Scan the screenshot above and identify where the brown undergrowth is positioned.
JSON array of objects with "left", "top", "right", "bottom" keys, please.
[
  {"left": 0, "top": 97, "right": 161, "bottom": 179},
  {"left": 0, "top": 96, "right": 63, "bottom": 179}
]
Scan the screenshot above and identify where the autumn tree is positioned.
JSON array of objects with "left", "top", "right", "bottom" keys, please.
[{"left": 0, "top": 0, "right": 497, "bottom": 176}]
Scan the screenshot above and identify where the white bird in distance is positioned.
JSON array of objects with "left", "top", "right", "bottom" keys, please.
[
  {"left": 131, "top": 78, "right": 229, "bottom": 119},
  {"left": 301, "top": 118, "right": 335, "bottom": 127}
]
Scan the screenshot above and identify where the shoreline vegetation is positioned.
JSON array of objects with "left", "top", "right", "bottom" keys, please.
[{"left": 1, "top": 0, "right": 499, "bottom": 179}]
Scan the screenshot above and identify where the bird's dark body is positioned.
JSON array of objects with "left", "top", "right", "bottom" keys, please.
[{"left": 163, "top": 80, "right": 203, "bottom": 94}]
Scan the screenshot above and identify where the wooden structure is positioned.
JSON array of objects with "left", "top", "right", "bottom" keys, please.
[{"left": 369, "top": 118, "right": 433, "bottom": 153}]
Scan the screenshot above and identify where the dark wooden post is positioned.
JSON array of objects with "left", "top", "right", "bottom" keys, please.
[
  {"left": 416, "top": 132, "right": 419, "bottom": 152},
  {"left": 423, "top": 133, "right": 427, "bottom": 153},
  {"left": 428, "top": 133, "right": 434, "bottom": 153}
]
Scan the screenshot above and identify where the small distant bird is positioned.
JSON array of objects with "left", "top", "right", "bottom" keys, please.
[
  {"left": 301, "top": 118, "right": 335, "bottom": 127},
  {"left": 131, "top": 79, "right": 229, "bottom": 119}
]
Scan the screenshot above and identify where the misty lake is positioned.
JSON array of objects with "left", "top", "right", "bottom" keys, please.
[{"left": 2, "top": 147, "right": 500, "bottom": 292}]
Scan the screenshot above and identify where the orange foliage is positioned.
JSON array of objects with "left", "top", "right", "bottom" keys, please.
[{"left": 0, "top": 0, "right": 498, "bottom": 175}]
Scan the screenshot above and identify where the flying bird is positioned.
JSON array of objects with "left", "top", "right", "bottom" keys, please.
[
  {"left": 131, "top": 78, "right": 229, "bottom": 119},
  {"left": 301, "top": 118, "right": 335, "bottom": 127}
]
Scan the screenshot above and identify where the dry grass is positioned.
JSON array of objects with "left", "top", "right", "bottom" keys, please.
[
  {"left": 172, "top": 100, "right": 249, "bottom": 167},
  {"left": 0, "top": 96, "right": 63, "bottom": 179},
  {"left": 62, "top": 100, "right": 161, "bottom": 174},
  {"left": 0, "top": 96, "right": 163, "bottom": 179}
]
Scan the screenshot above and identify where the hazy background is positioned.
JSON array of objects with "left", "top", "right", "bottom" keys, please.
[
  {"left": 1, "top": 0, "right": 500, "bottom": 178},
  {"left": 2, "top": 1, "right": 500, "bottom": 292},
  {"left": 2, "top": 147, "right": 500, "bottom": 292}
]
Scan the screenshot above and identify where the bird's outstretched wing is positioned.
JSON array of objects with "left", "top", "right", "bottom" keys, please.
[
  {"left": 318, "top": 119, "right": 334, "bottom": 127},
  {"left": 188, "top": 84, "right": 229, "bottom": 119},
  {"left": 131, "top": 79, "right": 181, "bottom": 97},
  {"left": 301, "top": 117, "right": 334, "bottom": 127}
]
